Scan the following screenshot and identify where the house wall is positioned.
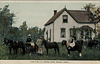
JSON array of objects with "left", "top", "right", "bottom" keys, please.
[
  {"left": 44, "top": 23, "right": 54, "bottom": 42},
  {"left": 44, "top": 11, "right": 95, "bottom": 42},
  {"left": 53, "top": 11, "right": 95, "bottom": 42}
]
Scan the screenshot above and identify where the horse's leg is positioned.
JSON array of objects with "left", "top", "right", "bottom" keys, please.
[
  {"left": 78, "top": 47, "right": 82, "bottom": 57},
  {"left": 15, "top": 48, "right": 18, "bottom": 54},
  {"left": 22, "top": 47, "right": 25, "bottom": 54},
  {"left": 9, "top": 48, "right": 11, "bottom": 54},
  {"left": 33, "top": 47, "right": 35, "bottom": 55},
  {"left": 13, "top": 48, "right": 15, "bottom": 54},
  {"left": 13, "top": 47, "right": 16, "bottom": 54},
  {"left": 29, "top": 47, "right": 32, "bottom": 56},
  {"left": 46, "top": 49, "right": 48, "bottom": 55},
  {"left": 32, "top": 47, "right": 35, "bottom": 55},
  {"left": 35, "top": 46, "right": 38, "bottom": 55},
  {"left": 24, "top": 47, "right": 25, "bottom": 54},
  {"left": 67, "top": 49, "right": 70, "bottom": 56},
  {"left": 30, "top": 49, "right": 32, "bottom": 56},
  {"left": 36, "top": 45, "right": 38, "bottom": 54},
  {"left": 34, "top": 45, "right": 36, "bottom": 54},
  {"left": 79, "top": 53, "right": 82, "bottom": 57},
  {"left": 54, "top": 48, "right": 56, "bottom": 54},
  {"left": 57, "top": 47, "right": 60, "bottom": 55},
  {"left": 79, "top": 50, "right": 82, "bottom": 57}
]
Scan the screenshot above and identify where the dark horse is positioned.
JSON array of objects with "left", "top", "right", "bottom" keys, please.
[
  {"left": 62, "top": 40, "right": 83, "bottom": 57},
  {"left": 25, "top": 43, "right": 38, "bottom": 55},
  {"left": 42, "top": 39, "right": 59, "bottom": 55},
  {"left": 88, "top": 39, "right": 99, "bottom": 48},
  {"left": 3, "top": 38, "right": 25, "bottom": 54}
]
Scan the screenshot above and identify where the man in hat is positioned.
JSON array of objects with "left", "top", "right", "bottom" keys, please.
[
  {"left": 26, "top": 34, "right": 32, "bottom": 45},
  {"left": 36, "top": 36, "right": 43, "bottom": 55}
]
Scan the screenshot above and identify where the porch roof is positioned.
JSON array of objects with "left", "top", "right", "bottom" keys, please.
[{"left": 70, "top": 25, "right": 93, "bottom": 31}]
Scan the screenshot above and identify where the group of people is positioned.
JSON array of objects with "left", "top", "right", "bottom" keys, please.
[
  {"left": 26, "top": 34, "right": 43, "bottom": 55},
  {"left": 26, "top": 34, "right": 76, "bottom": 55}
]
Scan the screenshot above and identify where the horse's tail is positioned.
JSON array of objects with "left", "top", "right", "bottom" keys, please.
[
  {"left": 57, "top": 45, "right": 60, "bottom": 55},
  {"left": 57, "top": 44, "right": 60, "bottom": 55}
]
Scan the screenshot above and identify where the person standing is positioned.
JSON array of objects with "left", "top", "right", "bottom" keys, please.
[{"left": 36, "top": 36, "right": 43, "bottom": 55}]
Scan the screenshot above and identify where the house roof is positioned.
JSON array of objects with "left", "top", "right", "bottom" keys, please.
[{"left": 44, "top": 8, "right": 94, "bottom": 26}]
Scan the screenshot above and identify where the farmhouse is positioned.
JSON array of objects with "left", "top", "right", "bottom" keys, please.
[{"left": 44, "top": 7, "right": 96, "bottom": 42}]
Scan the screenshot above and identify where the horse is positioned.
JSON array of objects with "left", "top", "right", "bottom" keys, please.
[
  {"left": 25, "top": 42, "right": 38, "bottom": 55},
  {"left": 3, "top": 38, "right": 25, "bottom": 54},
  {"left": 62, "top": 40, "right": 83, "bottom": 57},
  {"left": 88, "top": 40, "right": 99, "bottom": 48},
  {"left": 42, "top": 39, "right": 60, "bottom": 55}
]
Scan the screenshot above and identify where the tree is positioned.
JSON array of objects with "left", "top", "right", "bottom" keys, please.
[
  {"left": 8, "top": 27, "right": 20, "bottom": 40},
  {"left": 83, "top": 3, "right": 100, "bottom": 38},
  {"left": 19, "top": 21, "right": 28, "bottom": 42},
  {"left": 83, "top": 3, "right": 95, "bottom": 12},
  {"left": 26, "top": 26, "right": 44, "bottom": 42},
  {"left": 0, "top": 5, "right": 15, "bottom": 42},
  {"left": 19, "top": 21, "right": 28, "bottom": 31},
  {"left": 0, "top": 5, "right": 15, "bottom": 36}
]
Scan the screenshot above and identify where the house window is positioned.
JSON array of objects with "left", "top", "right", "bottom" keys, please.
[
  {"left": 61, "top": 28, "right": 66, "bottom": 38},
  {"left": 46, "top": 30, "right": 48, "bottom": 40},
  {"left": 63, "top": 15, "right": 68, "bottom": 23}
]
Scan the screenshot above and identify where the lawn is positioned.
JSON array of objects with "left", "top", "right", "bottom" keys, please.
[{"left": 0, "top": 43, "right": 100, "bottom": 60}]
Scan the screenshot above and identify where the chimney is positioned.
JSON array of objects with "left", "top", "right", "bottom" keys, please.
[{"left": 54, "top": 10, "right": 57, "bottom": 15}]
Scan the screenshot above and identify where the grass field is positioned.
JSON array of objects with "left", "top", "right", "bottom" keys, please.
[{"left": 0, "top": 43, "right": 100, "bottom": 60}]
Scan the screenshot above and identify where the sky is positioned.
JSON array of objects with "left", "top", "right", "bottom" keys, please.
[{"left": 0, "top": 1, "right": 100, "bottom": 28}]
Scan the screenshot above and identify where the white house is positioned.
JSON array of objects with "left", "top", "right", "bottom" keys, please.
[{"left": 44, "top": 7, "right": 96, "bottom": 42}]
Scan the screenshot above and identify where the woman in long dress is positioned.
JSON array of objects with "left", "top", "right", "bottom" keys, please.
[{"left": 36, "top": 37, "right": 43, "bottom": 55}]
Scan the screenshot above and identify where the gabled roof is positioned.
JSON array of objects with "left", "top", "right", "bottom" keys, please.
[{"left": 44, "top": 8, "right": 94, "bottom": 26}]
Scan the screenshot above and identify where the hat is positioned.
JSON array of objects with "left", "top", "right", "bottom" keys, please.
[{"left": 28, "top": 34, "right": 31, "bottom": 36}]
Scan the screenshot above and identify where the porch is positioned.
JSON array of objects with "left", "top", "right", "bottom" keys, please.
[{"left": 70, "top": 26, "right": 94, "bottom": 41}]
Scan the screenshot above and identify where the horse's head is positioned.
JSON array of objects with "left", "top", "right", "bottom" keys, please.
[
  {"left": 94, "top": 40, "right": 99, "bottom": 44},
  {"left": 3, "top": 38, "right": 9, "bottom": 45},
  {"left": 76, "top": 40, "right": 84, "bottom": 46},
  {"left": 41, "top": 39, "right": 47, "bottom": 45},
  {"left": 41, "top": 39, "right": 45, "bottom": 45},
  {"left": 80, "top": 40, "right": 84, "bottom": 46},
  {"left": 62, "top": 40, "right": 67, "bottom": 46}
]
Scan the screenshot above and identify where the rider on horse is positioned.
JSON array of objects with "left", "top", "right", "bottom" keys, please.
[
  {"left": 26, "top": 34, "right": 35, "bottom": 47},
  {"left": 26, "top": 34, "right": 32, "bottom": 45},
  {"left": 68, "top": 35, "right": 76, "bottom": 49}
]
